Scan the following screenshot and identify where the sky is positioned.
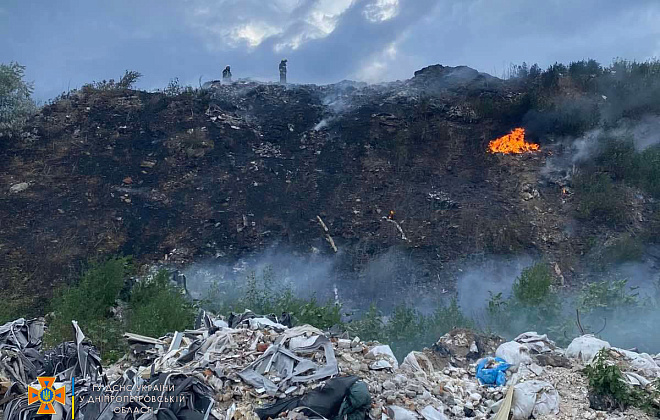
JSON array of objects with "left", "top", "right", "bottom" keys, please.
[{"left": 2, "top": 0, "right": 660, "bottom": 102}]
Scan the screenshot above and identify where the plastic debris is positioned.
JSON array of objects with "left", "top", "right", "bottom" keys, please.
[
  {"left": 511, "top": 380, "right": 560, "bottom": 419},
  {"left": 495, "top": 341, "right": 532, "bottom": 370},
  {"left": 566, "top": 335, "right": 611, "bottom": 363},
  {"left": 476, "top": 357, "right": 511, "bottom": 386}
]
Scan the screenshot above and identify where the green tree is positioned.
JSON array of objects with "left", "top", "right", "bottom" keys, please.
[{"left": 0, "top": 62, "right": 36, "bottom": 138}]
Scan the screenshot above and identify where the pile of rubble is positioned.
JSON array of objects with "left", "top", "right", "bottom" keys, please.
[{"left": 1, "top": 313, "right": 659, "bottom": 420}]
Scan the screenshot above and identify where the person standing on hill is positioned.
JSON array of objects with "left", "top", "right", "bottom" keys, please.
[
  {"left": 222, "top": 65, "right": 232, "bottom": 83},
  {"left": 279, "top": 59, "right": 287, "bottom": 84}
]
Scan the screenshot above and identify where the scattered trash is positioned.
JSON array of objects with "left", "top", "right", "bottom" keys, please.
[
  {"left": 2, "top": 316, "right": 658, "bottom": 420},
  {"left": 513, "top": 331, "right": 555, "bottom": 354}
]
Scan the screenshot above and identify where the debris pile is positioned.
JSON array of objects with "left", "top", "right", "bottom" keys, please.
[{"left": 2, "top": 315, "right": 659, "bottom": 420}]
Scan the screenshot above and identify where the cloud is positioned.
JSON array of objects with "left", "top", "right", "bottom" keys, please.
[
  {"left": 363, "top": 0, "right": 400, "bottom": 22},
  {"left": 183, "top": 0, "right": 355, "bottom": 52},
  {"left": 3, "top": 0, "right": 660, "bottom": 100}
]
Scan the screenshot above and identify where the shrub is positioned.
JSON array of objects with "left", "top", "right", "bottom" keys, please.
[
  {"left": 584, "top": 349, "right": 659, "bottom": 414},
  {"left": 578, "top": 279, "right": 639, "bottom": 313},
  {"left": 592, "top": 136, "right": 660, "bottom": 199},
  {"left": 635, "top": 146, "right": 660, "bottom": 198},
  {"left": 126, "top": 270, "right": 196, "bottom": 338},
  {"left": 117, "top": 70, "right": 142, "bottom": 89},
  {"left": 82, "top": 70, "right": 142, "bottom": 92},
  {"left": 0, "top": 62, "right": 36, "bottom": 138},
  {"left": 594, "top": 137, "right": 638, "bottom": 181},
  {"left": 512, "top": 262, "right": 554, "bottom": 305},
  {"left": 347, "top": 300, "right": 474, "bottom": 360},
  {"left": 0, "top": 294, "right": 38, "bottom": 325},
  {"left": 206, "top": 267, "right": 342, "bottom": 330},
  {"left": 485, "top": 263, "right": 566, "bottom": 340},
  {"left": 346, "top": 304, "right": 386, "bottom": 342},
  {"left": 429, "top": 298, "right": 475, "bottom": 337},
  {"left": 45, "top": 257, "right": 133, "bottom": 360},
  {"left": 584, "top": 349, "right": 634, "bottom": 411}
]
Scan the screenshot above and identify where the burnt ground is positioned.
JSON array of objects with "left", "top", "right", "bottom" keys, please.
[{"left": 0, "top": 65, "right": 655, "bottom": 310}]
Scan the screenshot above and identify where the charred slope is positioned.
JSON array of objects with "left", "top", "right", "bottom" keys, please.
[{"left": 0, "top": 65, "right": 653, "bottom": 305}]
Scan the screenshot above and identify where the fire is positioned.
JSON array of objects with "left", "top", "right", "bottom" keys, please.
[{"left": 488, "top": 128, "right": 540, "bottom": 154}]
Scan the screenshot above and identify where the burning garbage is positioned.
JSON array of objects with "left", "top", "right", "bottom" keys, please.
[{"left": 488, "top": 128, "right": 540, "bottom": 154}]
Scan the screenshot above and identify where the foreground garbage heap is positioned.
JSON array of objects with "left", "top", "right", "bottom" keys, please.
[{"left": 1, "top": 314, "right": 659, "bottom": 420}]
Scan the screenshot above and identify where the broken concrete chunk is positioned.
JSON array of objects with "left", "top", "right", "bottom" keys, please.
[{"left": 387, "top": 405, "right": 418, "bottom": 420}]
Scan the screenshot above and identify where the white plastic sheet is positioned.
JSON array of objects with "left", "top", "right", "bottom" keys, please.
[
  {"left": 511, "top": 380, "right": 560, "bottom": 419},
  {"left": 495, "top": 341, "right": 532, "bottom": 370},
  {"left": 566, "top": 335, "right": 610, "bottom": 363}
]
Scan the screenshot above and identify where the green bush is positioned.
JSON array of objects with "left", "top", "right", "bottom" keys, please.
[
  {"left": 485, "top": 263, "right": 566, "bottom": 341},
  {"left": 512, "top": 262, "right": 554, "bottom": 305},
  {"left": 0, "top": 294, "right": 38, "bottom": 325},
  {"left": 346, "top": 304, "right": 386, "bottom": 342},
  {"left": 578, "top": 279, "right": 639, "bottom": 313},
  {"left": 44, "top": 259, "right": 197, "bottom": 363},
  {"left": 584, "top": 349, "right": 660, "bottom": 414},
  {"left": 346, "top": 300, "right": 473, "bottom": 360},
  {"left": 594, "top": 137, "right": 660, "bottom": 198},
  {"left": 584, "top": 349, "right": 634, "bottom": 411},
  {"left": 0, "top": 62, "right": 36, "bottom": 138},
  {"left": 126, "top": 270, "right": 196, "bottom": 338},
  {"left": 635, "top": 146, "right": 660, "bottom": 197},
  {"left": 45, "top": 257, "right": 133, "bottom": 359}
]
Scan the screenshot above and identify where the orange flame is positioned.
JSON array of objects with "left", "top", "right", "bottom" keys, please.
[{"left": 488, "top": 128, "right": 540, "bottom": 154}]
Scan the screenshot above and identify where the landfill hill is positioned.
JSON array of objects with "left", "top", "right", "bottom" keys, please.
[{"left": 1, "top": 63, "right": 658, "bottom": 306}]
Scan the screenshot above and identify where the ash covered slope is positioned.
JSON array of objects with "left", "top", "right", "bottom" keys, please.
[{"left": 0, "top": 64, "right": 650, "bottom": 302}]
